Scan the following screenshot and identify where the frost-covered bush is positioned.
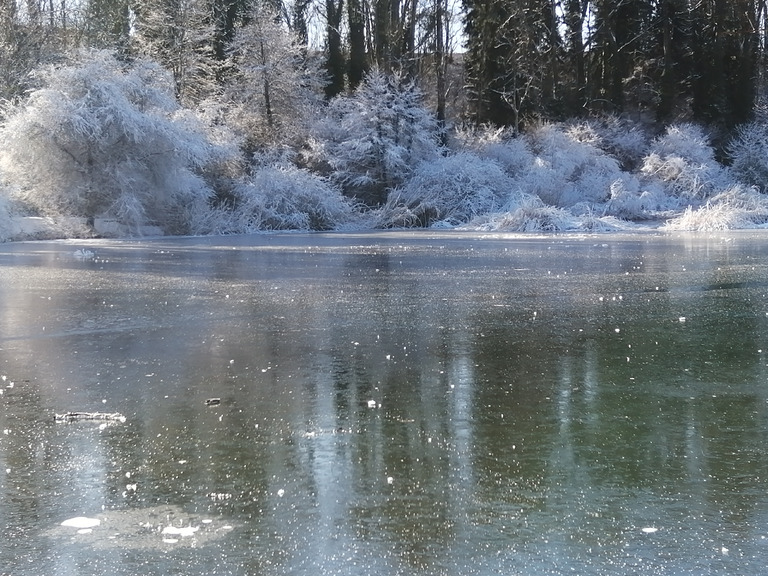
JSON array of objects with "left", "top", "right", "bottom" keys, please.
[
  {"left": 582, "top": 116, "right": 649, "bottom": 170},
  {"left": 728, "top": 122, "right": 768, "bottom": 192},
  {"left": 450, "top": 123, "right": 505, "bottom": 151},
  {"left": 0, "top": 50, "right": 217, "bottom": 235},
  {"left": 451, "top": 124, "right": 534, "bottom": 178},
  {"left": 310, "top": 69, "right": 442, "bottom": 206},
  {"left": 468, "top": 195, "right": 577, "bottom": 232},
  {"left": 602, "top": 178, "right": 646, "bottom": 219},
  {"left": 640, "top": 124, "right": 726, "bottom": 201},
  {"left": 377, "top": 152, "right": 514, "bottom": 227},
  {"left": 207, "top": 159, "right": 357, "bottom": 233},
  {"left": 648, "top": 124, "right": 714, "bottom": 165},
  {"left": 599, "top": 176, "right": 681, "bottom": 219},
  {"left": 520, "top": 123, "right": 626, "bottom": 207},
  {"left": 664, "top": 185, "right": 768, "bottom": 231}
]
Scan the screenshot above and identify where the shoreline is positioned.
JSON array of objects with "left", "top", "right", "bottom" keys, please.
[{"left": 6, "top": 220, "right": 768, "bottom": 250}]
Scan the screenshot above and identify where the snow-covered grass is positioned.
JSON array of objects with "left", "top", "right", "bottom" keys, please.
[
  {"left": 664, "top": 186, "right": 768, "bottom": 231},
  {"left": 467, "top": 195, "right": 577, "bottom": 232}
]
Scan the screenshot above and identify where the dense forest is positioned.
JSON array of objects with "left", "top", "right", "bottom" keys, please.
[
  {"left": 2, "top": 0, "right": 768, "bottom": 240},
  {"left": 464, "top": 0, "right": 764, "bottom": 129}
]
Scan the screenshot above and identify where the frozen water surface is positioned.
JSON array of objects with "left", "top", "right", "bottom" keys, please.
[{"left": 2, "top": 230, "right": 768, "bottom": 575}]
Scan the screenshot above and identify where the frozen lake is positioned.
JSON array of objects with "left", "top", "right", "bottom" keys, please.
[{"left": 2, "top": 230, "right": 768, "bottom": 575}]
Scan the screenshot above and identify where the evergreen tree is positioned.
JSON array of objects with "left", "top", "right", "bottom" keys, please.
[
  {"left": 589, "top": 0, "right": 649, "bottom": 112},
  {"left": 562, "top": 0, "right": 587, "bottom": 109},
  {"left": 690, "top": 0, "right": 759, "bottom": 124},
  {"left": 654, "top": 0, "right": 692, "bottom": 119},
  {"left": 463, "top": 0, "right": 513, "bottom": 124},
  {"left": 463, "top": 0, "right": 554, "bottom": 129}
]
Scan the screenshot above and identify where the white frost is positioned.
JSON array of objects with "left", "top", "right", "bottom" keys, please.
[
  {"left": 161, "top": 525, "right": 199, "bottom": 537},
  {"left": 61, "top": 516, "right": 101, "bottom": 529}
]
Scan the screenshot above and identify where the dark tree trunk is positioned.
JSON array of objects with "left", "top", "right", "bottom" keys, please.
[
  {"left": 325, "top": 0, "right": 345, "bottom": 98},
  {"left": 348, "top": 0, "right": 367, "bottom": 90}
]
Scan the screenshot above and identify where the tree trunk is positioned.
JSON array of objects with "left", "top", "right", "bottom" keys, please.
[
  {"left": 657, "top": 0, "right": 675, "bottom": 118},
  {"left": 564, "top": 0, "right": 585, "bottom": 108},
  {"left": 435, "top": 0, "right": 446, "bottom": 123},
  {"left": 374, "top": 0, "right": 389, "bottom": 67},
  {"left": 260, "top": 40, "right": 273, "bottom": 128},
  {"left": 348, "top": 0, "right": 367, "bottom": 90},
  {"left": 325, "top": 0, "right": 345, "bottom": 97}
]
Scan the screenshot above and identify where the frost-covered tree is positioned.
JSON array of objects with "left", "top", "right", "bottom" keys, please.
[
  {"left": 728, "top": 122, "right": 768, "bottom": 192},
  {"left": 311, "top": 69, "right": 443, "bottom": 206},
  {"left": 0, "top": 50, "right": 217, "bottom": 234},
  {"left": 225, "top": 3, "right": 326, "bottom": 150},
  {"left": 0, "top": 0, "right": 70, "bottom": 100},
  {"left": 83, "top": 0, "right": 133, "bottom": 50},
  {"left": 131, "top": 0, "right": 218, "bottom": 105}
]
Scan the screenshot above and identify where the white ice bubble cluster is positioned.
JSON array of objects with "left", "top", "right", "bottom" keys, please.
[{"left": 61, "top": 516, "right": 101, "bottom": 529}]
